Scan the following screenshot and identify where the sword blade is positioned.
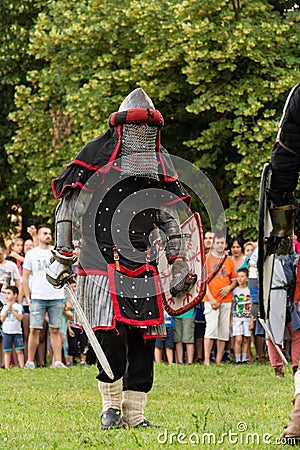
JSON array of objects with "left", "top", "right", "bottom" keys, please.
[{"left": 65, "top": 283, "right": 114, "bottom": 379}]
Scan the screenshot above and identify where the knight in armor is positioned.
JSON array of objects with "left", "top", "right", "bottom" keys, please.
[
  {"left": 263, "top": 84, "right": 300, "bottom": 443},
  {"left": 46, "top": 88, "right": 195, "bottom": 429},
  {"left": 267, "top": 83, "right": 300, "bottom": 256}
]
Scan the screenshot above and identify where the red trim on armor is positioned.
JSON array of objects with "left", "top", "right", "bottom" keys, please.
[
  {"left": 158, "top": 153, "right": 178, "bottom": 183},
  {"left": 92, "top": 325, "right": 115, "bottom": 330},
  {"left": 66, "top": 160, "right": 100, "bottom": 171},
  {"left": 143, "top": 332, "right": 166, "bottom": 340},
  {"left": 103, "top": 125, "right": 123, "bottom": 172},
  {"left": 111, "top": 165, "right": 122, "bottom": 172},
  {"left": 108, "top": 109, "right": 163, "bottom": 128},
  {"left": 52, "top": 127, "right": 123, "bottom": 198},
  {"left": 73, "top": 322, "right": 117, "bottom": 331},
  {"left": 61, "top": 251, "right": 73, "bottom": 257},
  {"left": 76, "top": 268, "right": 108, "bottom": 276},
  {"left": 67, "top": 125, "right": 123, "bottom": 174},
  {"left": 163, "top": 195, "right": 192, "bottom": 208},
  {"left": 52, "top": 179, "right": 94, "bottom": 199},
  {"left": 168, "top": 254, "right": 185, "bottom": 264},
  {"left": 107, "top": 263, "right": 164, "bottom": 326},
  {"left": 155, "top": 131, "right": 178, "bottom": 182},
  {"left": 109, "top": 263, "right": 157, "bottom": 277}
]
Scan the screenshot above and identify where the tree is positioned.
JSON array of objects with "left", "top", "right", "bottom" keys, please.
[
  {"left": 5, "top": 0, "right": 300, "bottom": 240},
  {"left": 174, "top": 0, "right": 300, "bottom": 238},
  {"left": 0, "top": 0, "right": 43, "bottom": 239},
  {"left": 7, "top": 0, "right": 202, "bottom": 225}
]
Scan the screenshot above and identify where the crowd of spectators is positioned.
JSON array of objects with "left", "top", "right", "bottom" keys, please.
[
  {"left": 0, "top": 225, "right": 89, "bottom": 369},
  {"left": 0, "top": 225, "right": 298, "bottom": 375},
  {"left": 154, "top": 230, "right": 300, "bottom": 377}
]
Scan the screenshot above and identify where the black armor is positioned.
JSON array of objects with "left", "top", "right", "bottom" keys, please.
[
  {"left": 47, "top": 89, "right": 193, "bottom": 398},
  {"left": 266, "top": 84, "right": 300, "bottom": 254}
]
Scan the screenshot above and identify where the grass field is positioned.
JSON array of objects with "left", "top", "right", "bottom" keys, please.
[{"left": 0, "top": 361, "right": 297, "bottom": 449}]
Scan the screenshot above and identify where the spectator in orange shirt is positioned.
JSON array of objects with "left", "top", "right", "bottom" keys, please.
[{"left": 203, "top": 232, "right": 237, "bottom": 365}]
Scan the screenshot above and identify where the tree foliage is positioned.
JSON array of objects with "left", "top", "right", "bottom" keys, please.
[
  {"left": 0, "top": 0, "right": 43, "bottom": 238},
  {"left": 2, "top": 0, "right": 300, "bottom": 239},
  {"left": 176, "top": 0, "right": 300, "bottom": 238}
]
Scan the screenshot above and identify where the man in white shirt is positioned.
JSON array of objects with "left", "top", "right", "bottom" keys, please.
[{"left": 22, "top": 226, "right": 66, "bottom": 368}]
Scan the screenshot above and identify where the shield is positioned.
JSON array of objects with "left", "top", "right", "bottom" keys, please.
[
  {"left": 258, "top": 163, "right": 291, "bottom": 364},
  {"left": 258, "top": 162, "right": 274, "bottom": 320},
  {"left": 156, "top": 212, "right": 206, "bottom": 316}
]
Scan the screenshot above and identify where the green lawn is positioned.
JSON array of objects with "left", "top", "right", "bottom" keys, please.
[{"left": 0, "top": 362, "right": 297, "bottom": 449}]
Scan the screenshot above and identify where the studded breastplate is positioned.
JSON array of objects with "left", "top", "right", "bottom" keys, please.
[{"left": 79, "top": 174, "right": 159, "bottom": 272}]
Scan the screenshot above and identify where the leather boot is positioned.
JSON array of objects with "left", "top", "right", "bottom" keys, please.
[{"left": 98, "top": 379, "right": 123, "bottom": 429}]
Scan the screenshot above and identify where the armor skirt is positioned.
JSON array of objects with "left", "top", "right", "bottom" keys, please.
[{"left": 75, "top": 274, "right": 166, "bottom": 336}]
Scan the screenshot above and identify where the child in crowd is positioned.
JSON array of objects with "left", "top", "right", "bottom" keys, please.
[
  {"left": 66, "top": 277, "right": 88, "bottom": 367},
  {"left": 174, "top": 308, "right": 195, "bottom": 364},
  {"left": 67, "top": 323, "right": 89, "bottom": 367},
  {"left": 0, "top": 286, "right": 24, "bottom": 369},
  {"left": 231, "top": 268, "right": 252, "bottom": 364},
  {"left": 248, "top": 247, "right": 267, "bottom": 361},
  {"left": 154, "top": 311, "right": 175, "bottom": 364},
  {"left": 7, "top": 238, "right": 25, "bottom": 275}
]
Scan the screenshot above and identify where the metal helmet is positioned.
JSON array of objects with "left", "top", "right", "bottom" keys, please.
[{"left": 118, "top": 88, "right": 155, "bottom": 111}]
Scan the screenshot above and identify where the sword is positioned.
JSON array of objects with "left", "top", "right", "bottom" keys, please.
[{"left": 64, "top": 283, "right": 114, "bottom": 379}]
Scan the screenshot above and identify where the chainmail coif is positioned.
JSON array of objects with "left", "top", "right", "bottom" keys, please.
[{"left": 121, "top": 123, "right": 159, "bottom": 180}]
